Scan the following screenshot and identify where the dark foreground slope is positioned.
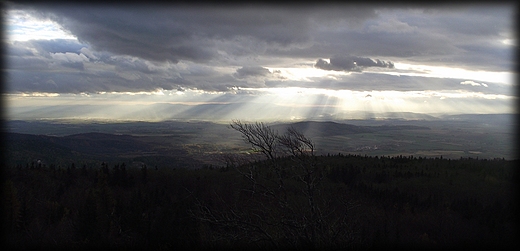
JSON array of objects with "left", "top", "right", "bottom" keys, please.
[{"left": 2, "top": 154, "right": 518, "bottom": 250}]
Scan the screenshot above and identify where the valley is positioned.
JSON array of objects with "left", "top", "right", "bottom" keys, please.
[{"left": 4, "top": 114, "right": 517, "bottom": 170}]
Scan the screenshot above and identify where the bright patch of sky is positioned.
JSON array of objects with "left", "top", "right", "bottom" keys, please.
[
  {"left": 4, "top": 9, "right": 77, "bottom": 42},
  {"left": 390, "top": 63, "right": 513, "bottom": 86}
]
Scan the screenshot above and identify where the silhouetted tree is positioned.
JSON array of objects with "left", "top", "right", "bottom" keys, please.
[
  {"left": 192, "top": 120, "right": 359, "bottom": 248},
  {"left": 141, "top": 165, "right": 148, "bottom": 184}
]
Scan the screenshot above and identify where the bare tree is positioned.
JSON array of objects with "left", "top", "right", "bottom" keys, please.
[
  {"left": 229, "top": 120, "right": 280, "bottom": 160},
  {"left": 191, "top": 120, "right": 359, "bottom": 249},
  {"left": 278, "top": 126, "right": 314, "bottom": 157}
]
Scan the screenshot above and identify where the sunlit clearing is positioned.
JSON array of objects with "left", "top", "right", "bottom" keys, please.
[
  {"left": 393, "top": 63, "right": 513, "bottom": 85},
  {"left": 240, "top": 87, "right": 516, "bottom": 120},
  {"left": 4, "top": 87, "right": 516, "bottom": 122},
  {"left": 5, "top": 10, "right": 77, "bottom": 42},
  {"left": 267, "top": 65, "right": 350, "bottom": 81},
  {"left": 501, "top": 38, "right": 516, "bottom": 46}
]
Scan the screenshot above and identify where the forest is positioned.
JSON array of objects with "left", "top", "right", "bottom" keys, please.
[{"left": 2, "top": 121, "right": 518, "bottom": 250}]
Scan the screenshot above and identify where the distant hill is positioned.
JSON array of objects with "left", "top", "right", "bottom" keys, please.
[
  {"left": 271, "top": 121, "right": 430, "bottom": 137},
  {"left": 271, "top": 121, "right": 372, "bottom": 137},
  {"left": 368, "top": 112, "right": 440, "bottom": 120},
  {"left": 5, "top": 114, "right": 515, "bottom": 163},
  {"left": 439, "top": 113, "right": 516, "bottom": 125}
]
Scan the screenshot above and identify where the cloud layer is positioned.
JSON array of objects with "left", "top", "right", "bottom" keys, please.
[
  {"left": 4, "top": 3, "right": 515, "bottom": 99},
  {"left": 314, "top": 56, "right": 394, "bottom": 72},
  {"left": 22, "top": 5, "right": 378, "bottom": 63}
]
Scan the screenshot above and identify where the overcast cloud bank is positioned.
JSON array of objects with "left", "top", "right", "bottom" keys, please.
[{"left": 3, "top": 3, "right": 516, "bottom": 120}]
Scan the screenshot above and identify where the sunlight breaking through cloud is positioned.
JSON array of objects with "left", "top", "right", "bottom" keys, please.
[
  {"left": 392, "top": 63, "right": 513, "bottom": 85},
  {"left": 5, "top": 9, "right": 77, "bottom": 42},
  {"left": 3, "top": 3, "right": 516, "bottom": 122},
  {"left": 5, "top": 87, "right": 516, "bottom": 121}
]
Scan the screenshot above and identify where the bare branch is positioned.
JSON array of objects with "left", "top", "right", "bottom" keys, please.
[
  {"left": 278, "top": 126, "right": 315, "bottom": 158},
  {"left": 230, "top": 120, "right": 279, "bottom": 160},
  {"left": 197, "top": 120, "right": 358, "bottom": 248}
]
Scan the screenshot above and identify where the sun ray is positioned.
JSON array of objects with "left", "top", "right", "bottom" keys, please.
[{"left": 4, "top": 85, "right": 516, "bottom": 122}]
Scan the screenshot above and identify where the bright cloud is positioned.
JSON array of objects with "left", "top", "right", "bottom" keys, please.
[
  {"left": 4, "top": 9, "right": 76, "bottom": 42},
  {"left": 392, "top": 63, "right": 513, "bottom": 85},
  {"left": 460, "top": 80, "right": 488, "bottom": 87}
]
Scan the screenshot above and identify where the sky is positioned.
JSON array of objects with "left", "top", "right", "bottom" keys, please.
[{"left": 2, "top": 2, "right": 518, "bottom": 122}]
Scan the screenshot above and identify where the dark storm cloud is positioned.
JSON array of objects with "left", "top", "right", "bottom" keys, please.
[
  {"left": 3, "top": 38, "right": 248, "bottom": 93},
  {"left": 17, "top": 4, "right": 378, "bottom": 63},
  {"left": 422, "top": 6, "right": 513, "bottom": 37},
  {"left": 6, "top": 54, "right": 49, "bottom": 70},
  {"left": 5, "top": 42, "right": 35, "bottom": 57},
  {"left": 7, "top": 40, "right": 90, "bottom": 74},
  {"left": 5, "top": 3, "right": 514, "bottom": 95},
  {"left": 265, "top": 6, "right": 513, "bottom": 72},
  {"left": 114, "top": 58, "right": 157, "bottom": 74},
  {"left": 314, "top": 56, "right": 394, "bottom": 72},
  {"left": 60, "top": 61, "right": 84, "bottom": 70},
  {"left": 234, "top": 66, "right": 272, "bottom": 79},
  {"left": 6, "top": 67, "right": 192, "bottom": 94}
]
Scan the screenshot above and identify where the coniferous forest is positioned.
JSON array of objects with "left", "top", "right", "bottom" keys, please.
[{"left": 2, "top": 122, "right": 519, "bottom": 250}]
